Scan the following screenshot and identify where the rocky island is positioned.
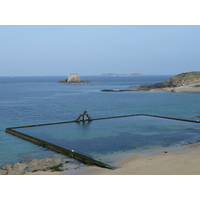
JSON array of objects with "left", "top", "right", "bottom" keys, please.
[
  {"left": 101, "top": 73, "right": 143, "bottom": 76},
  {"left": 133, "top": 71, "right": 200, "bottom": 92},
  {"left": 58, "top": 73, "right": 92, "bottom": 84}
]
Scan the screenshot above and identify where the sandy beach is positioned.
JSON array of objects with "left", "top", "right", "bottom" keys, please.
[
  {"left": 25, "top": 142, "right": 200, "bottom": 175},
  {"left": 80, "top": 149, "right": 200, "bottom": 175}
]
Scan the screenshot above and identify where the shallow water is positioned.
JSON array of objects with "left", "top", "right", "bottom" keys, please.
[{"left": 14, "top": 116, "right": 200, "bottom": 166}]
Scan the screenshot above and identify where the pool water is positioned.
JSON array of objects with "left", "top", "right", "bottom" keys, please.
[{"left": 13, "top": 116, "right": 200, "bottom": 166}]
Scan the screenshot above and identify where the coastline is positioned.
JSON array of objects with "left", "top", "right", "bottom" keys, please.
[
  {"left": 78, "top": 142, "right": 200, "bottom": 175},
  {"left": 102, "top": 85, "right": 200, "bottom": 93},
  {"left": 149, "top": 84, "right": 200, "bottom": 92},
  {"left": 25, "top": 142, "right": 200, "bottom": 175}
]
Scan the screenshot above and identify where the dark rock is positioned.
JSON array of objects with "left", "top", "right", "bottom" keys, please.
[
  {"left": 101, "top": 89, "right": 135, "bottom": 92},
  {"left": 193, "top": 84, "right": 200, "bottom": 87}
]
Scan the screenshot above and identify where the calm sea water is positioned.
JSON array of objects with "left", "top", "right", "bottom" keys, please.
[{"left": 1, "top": 75, "right": 200, "bottom": 167}]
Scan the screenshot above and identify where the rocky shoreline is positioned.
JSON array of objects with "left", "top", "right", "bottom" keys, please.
[
  {"left": 129, "top": 84, "right": 200, "bottom": 92},
  {"left": 101, "top": 89, "right": 135, "bottom": 92},
  {"left": 147, "top": 84, "right": 200, "bottom": 92},
  {"left": 0, "top": 157, "right": 84, "bottom": 175},
  {"left": 101, "top": 84, "right": 200, "bottom": 93}
]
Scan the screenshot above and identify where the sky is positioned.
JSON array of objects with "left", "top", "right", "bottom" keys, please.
[{"left": 0, "top": 25, "right": 200, "bottom": 76}]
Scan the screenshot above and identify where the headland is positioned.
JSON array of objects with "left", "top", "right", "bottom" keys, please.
[{"left": 134, "top": 71, "right": 200, "bottom": 92}]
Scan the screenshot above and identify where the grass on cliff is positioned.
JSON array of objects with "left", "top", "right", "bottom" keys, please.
[
  {"left": 169, "top": 71, "right": 200, "bottom": 81},
  {"left": 138, "top": 71, "right": 200, "bottom": 90}
]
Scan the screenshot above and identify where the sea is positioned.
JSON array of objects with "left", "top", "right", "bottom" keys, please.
[{"left": 1, "top": 75, "right": 200, "bottom": 168}]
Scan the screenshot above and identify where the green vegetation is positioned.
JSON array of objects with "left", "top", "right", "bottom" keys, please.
[
  {"left": 138, "top": 71, "right": 200, "bottom": 90},
  {"left": 43, "top": 164, "right": 64, "bottom": 172},
  {"left": 164, "top": 71, "right": 200, "bottom": 87}
]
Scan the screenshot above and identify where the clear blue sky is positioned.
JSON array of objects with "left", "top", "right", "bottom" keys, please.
[{"left": 0, "top": 25, "right": 200, "bottom": 76}]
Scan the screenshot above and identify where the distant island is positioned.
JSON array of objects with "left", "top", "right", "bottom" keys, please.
[
  {"left": 101, "top": 73, "right": 143, "bottom": 76},
  {"left": 133, "top": 71, "right": 200, "bottom": 92},
  {"left": 58, "top": 73, "right": 92, "bottom": 84}
]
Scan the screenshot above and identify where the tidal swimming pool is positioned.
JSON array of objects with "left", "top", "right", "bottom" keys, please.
[{"left": 13, "top": 115, "right": 200, "bottom": 166}]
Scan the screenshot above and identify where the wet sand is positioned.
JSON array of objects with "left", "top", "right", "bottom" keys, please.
[
  {"left": 61, "top": 142, "right": 200, "bottom": 175},
  {"left": 26, "top": 142, "right": 200, "bottom": 175}
]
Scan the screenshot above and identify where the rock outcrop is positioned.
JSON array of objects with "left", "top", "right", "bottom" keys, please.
[
  {"left": 27, "top": 158, "right": 62, "bottom": 172},
  {"left": 58, "top": 73, "right": 92, "bottom": 84},
  {"left": 0, "top": 163, "right": 28, "bottom": 175},
  {"left": 67, "top": 73, "right": 81, "bottom": 82},
  {"left": 101, "top": 89, "right": 135, "bottom": 92},
  {"left": 0, "top": 158, "right": 62, "bottom": 175},
  {"left": 0, "top": 157, "right": 84, "bottom": 175}
]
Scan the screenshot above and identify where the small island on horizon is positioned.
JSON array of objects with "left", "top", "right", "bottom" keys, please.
[{"left": 100, "top": 73, "right": 143, "bottom": 76}]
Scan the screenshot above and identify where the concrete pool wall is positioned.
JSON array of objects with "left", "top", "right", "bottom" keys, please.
[{"left": 5, "top": 114, "right": 200, "bottom": 169}]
